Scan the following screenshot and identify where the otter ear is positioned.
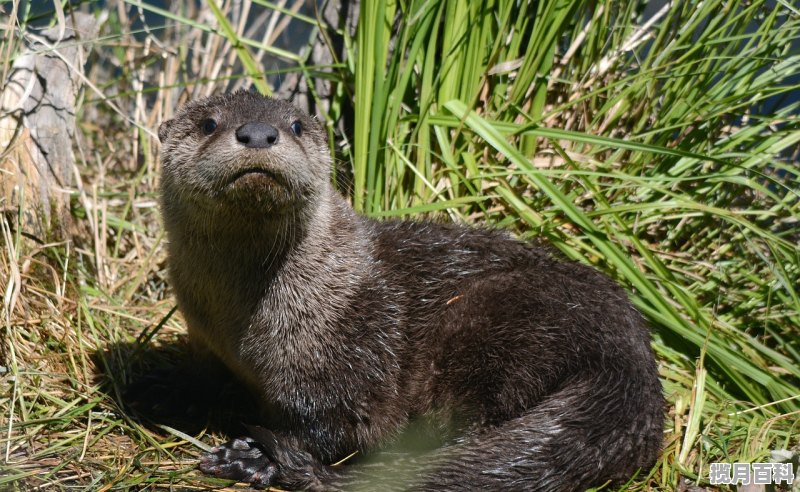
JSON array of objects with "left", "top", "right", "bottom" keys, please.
[{"left": 158, "top": 119, "right": 174, "bottom": 143}]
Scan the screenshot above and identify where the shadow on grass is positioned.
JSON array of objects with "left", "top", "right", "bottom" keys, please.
[{"left": 91, "top": 338, "right": 261, "bottom": 439}]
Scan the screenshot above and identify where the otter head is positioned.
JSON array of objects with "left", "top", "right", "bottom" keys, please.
[{"left": 158, "top": 91, "right": 330, "bottom": 228}]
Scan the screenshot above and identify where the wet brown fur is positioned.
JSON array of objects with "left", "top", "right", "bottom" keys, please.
[{"left": 158, "top": 91, "right": 663, "bottom": 491}]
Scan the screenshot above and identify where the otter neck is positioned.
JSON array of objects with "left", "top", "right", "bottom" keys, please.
[{"left": 172, "top": 185, "right": 359, "bottom": 273}]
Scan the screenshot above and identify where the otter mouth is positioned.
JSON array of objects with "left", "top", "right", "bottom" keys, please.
[
  {"left": 219, "top": 167, "right": 297, "bottom": 212},
  {"left": 226, "top": 168, "right": 285, "bottom": 188}
]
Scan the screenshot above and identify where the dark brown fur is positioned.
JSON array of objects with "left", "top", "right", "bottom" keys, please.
[{"left": 158, "top": 90, "right": 663, "bottom": 491}]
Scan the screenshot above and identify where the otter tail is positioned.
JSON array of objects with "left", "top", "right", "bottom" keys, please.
[{"left": 409, "top": 373, "right": 663, "bottom": 491}]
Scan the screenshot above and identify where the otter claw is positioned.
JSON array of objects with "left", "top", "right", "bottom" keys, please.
[{"left": 199, "top": 437, "right": 278, "bottom": 487}]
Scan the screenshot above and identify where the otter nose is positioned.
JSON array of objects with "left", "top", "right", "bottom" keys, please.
[{"left": 236, "top": 122, "right": 279, "bottom": 148}]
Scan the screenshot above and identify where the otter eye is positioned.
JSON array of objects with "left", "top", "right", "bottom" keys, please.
[
  {"left": 201, "top": 118, "right": 218, "bottom": 135},
  {"left": 290, "top": 120, "right": 303, "bottom": 137}
]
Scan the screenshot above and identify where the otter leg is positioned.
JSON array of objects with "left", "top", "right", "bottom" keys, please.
[{"left": 199, "top": 426, "right": 337, "bottom": 491}]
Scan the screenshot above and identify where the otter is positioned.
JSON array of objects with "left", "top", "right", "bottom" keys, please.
[{"left": 157, "top": 90, "right": 663, "bottom": 491}]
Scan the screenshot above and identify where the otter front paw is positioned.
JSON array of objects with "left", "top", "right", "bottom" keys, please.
[{"left": 199, "top": 437, "right": 278, "bottom": 487}]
